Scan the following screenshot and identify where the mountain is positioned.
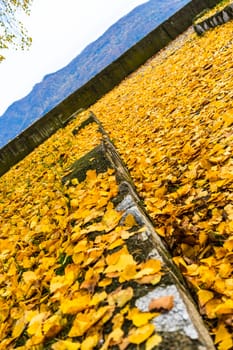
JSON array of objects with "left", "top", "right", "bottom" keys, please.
[{"left": 0, "top": 0, "right": 189, "bottom": 148}]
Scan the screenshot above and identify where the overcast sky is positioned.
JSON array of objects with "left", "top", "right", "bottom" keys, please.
[{"left": 0, "top": 0, "right": 147, "bottom": 115}]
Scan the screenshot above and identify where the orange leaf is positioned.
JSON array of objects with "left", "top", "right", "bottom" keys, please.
[{"left": 148, "top": 295, "right": 174, "bottom": 312}]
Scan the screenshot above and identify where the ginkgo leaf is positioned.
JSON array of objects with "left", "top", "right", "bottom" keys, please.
[
  {"left": 43, "top": 314, "right": 65, "bottom": 338},
  {"left": 215, "top": 323, "right": 233, "bottom": 348},
  {"left": 22, "top": 270, "right": 37, "bottom": 284},
  {"left": 27, "top": 312, "right": 48, "bottom": 336},
  {"left": 102, "top": 202, "right": 122, "bottom": 230},
  {"left": 123, "top": 213, "right": 137, "bottom": 227},
  {"left": 80, "top": 334, "right": 99, "bottom": 350},
  {"left": 145, "top": 334, "right": 162, "bottom": 350},
  {"left": 52, "top": 340, "right": 81, "bottom": 350},
  {"left": 128, "top": 324, "right": 155, "bottom": 344},
  {"left": 127, "top": 308, "right": 157, "bottom": 327},
  {"left": 149, "top": 295, "right": 174, "bottom": 312},
  {"left": 50, "top": 274, "right": 75, "bottom": 294},
  {"left": 90, "top": 291, "right": 107, "bottom": 306},
  {"left": 12, "top": 317, "right": 26, "bottom": 339},
  {"left": 134, "top": 259, "right": 161, "bottom": 279},
  {"left": 112, "top": 313, "right": 124, "bottom": 329},
  {"left": 60, "top": 293, "right": 91, "bottom": 314},
  {"left": 105, "top": 246, "right": 136, "bottom": 274},
  {"left": 98, "top": 277, "right": 112, "bottom": 287},
  {"left": 136, "top": 273, "right": 162, "bottom": 285},
  {"left": 119, "top": 264, "right": 137, "bottom": 282},
  {"left": 100, "top": 328, "right": 124, "bottom": 350},
  {"left": 197, "top": 289, "right": 214, "bottom": 307},
  {"left": 108, "top": 287, "right": 134, "bottom": 307},
  {"left": 68, "top": 306, "right": 112, "bottom": 337},
  {"left": 214, "top": 299, "right": 233, "bottom": 315}
]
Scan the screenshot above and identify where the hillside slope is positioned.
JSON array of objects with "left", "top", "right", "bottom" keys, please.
[{"left": 0, "top": 0, "right": 189, "bottom": 147}]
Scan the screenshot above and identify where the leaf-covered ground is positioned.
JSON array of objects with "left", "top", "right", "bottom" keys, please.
[
  {"left": 90, "top": 20, "right": 233, "bottom": 350},
  {"left": 1, "top": 6, "right": 233, "bottom": 350},
  {"left": 0, "top": 119, "right": 166, "bottom": 349}
]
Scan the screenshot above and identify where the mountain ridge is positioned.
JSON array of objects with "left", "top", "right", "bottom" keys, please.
[{"left": 0, "top": 0, "right": 189, "bottom": 148}]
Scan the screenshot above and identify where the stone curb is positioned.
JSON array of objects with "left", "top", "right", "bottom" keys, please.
[
  {"left": 194, "top": 2, "right": 233, "bottom": 34},
  {"left": 63, "top": 112, "right": 216, "bottom": 349}
]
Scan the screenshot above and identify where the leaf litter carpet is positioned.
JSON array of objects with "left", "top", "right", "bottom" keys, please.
[{"left": 0, "top": 10, "right": 233, "bottom": 350}]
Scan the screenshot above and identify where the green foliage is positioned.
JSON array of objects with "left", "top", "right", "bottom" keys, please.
[{"left": 0, "top": 0, "right": 33, "bottom": 61}]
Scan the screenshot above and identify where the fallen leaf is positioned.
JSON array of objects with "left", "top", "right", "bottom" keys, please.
[
  {"left": 149, "top": 295, "right": 174, "bottom": 312},
  {"left": 60, "top": 293, "right": 91, "bottom": 314},
  {"left": 128, "top": 324, "right": 155, "bottom": 344},
  {"left": 127, "top": 308, "right": 157, "bottom": 327},
  {"left": 197, "top": 289, "right": 214, "bottom": 307},
  {"left": 108, "top": 287, "right": 134, "bottom": 307},
  {"left": 146, "top": 334, "right": 162, "bottom": 350}
]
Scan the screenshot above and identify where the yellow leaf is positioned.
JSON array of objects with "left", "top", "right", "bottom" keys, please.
[
  {"left": 215, "top": 299, "right": 233, "bottom": 315},
  {"left": 106, "top": 246, "right": 127, "bottom": 265},
  {"left": 102, "top": 202, "right": 122, "bottom": 230},
  {"left": 223, "top": 109, "right": 233, "bottom": 127},
  {"left": 12, "top": 316, "right": 26, "bottom": 339},
  {"left": 43, "top": 314, "right": 65, "bottom": 338},
  {"left": 108, "top": 238, "right": 124, "bottom": 250},
  {"left": 136, "top": 274, "right": 162, "bottom": 285},
  {"left": 71, "top": 178, "right": 79, "bottom": 185},
  {"left": 123, "top": 213, "right": 137, "bottom": 227},
  {"left": 98, "top": 278, "right": 112, "bottom": 287},
  {"left": 86, "top": 169, "right": 97, "bottom": 183},
  {"left": 119, "top": 264, "right": 137, "bottom": 283},
  {"left": 199, "top": 231, "right": 208, "bottom": 246},
  {"left": 224, "top": 237, "right": 233, "bottom": 251},
  {"left": 197, "top": 290, "right": 214, "bottom": 307},
  {"left": 215, "top": 323, "right": 233, "bottom": 350},
  {"left": 108, "top": 287, "right": 134, "bottom": 307},
  {"left": 112, "top": 313, "right": 124, "bottom": 329},
  {"left": 218, "top": 338, "right": 233, "bottom": 350},
  {"left": 205, "top": 299, "right": 222, "bottom": 319},
  {"left": 60, "top": 293, "right": 91, "bottom": 314},
  {"left": 100, "top": 328, "right": 124, "bottom": 350},
  {"left": 68, "top": 306, "right": 111, "bottom": 337},
  {"left": 22, "top": 271, "right": 37, "bottom": 284},
  {"left": 128, "top": 324, "right": 155, "bottom": 344},
  {"left": 218, "top": 263, "right": 232, "bottom": 278},
  {"left": 146, "top": 334, "right": 162, "bottom": 350},
  {"left": 50, "top": 272, "right": 76, "bottom": 294},
  {"left": 52, "top": 340, "right": 80, "bottom": 350},
  {"left": 81, "top": 334, "right": 99, "bottom": 350},
  {"left": 105, "top": 248, "right": 136, "bottom": 274},
  {"left": 70, "top": 199, "right": 80, "bottom": 208},
  {"left": 213, "top": 278, "right": 225, "bottom": 294},
  {"left": 127, "top": 308, "right": 157, "bottom": 327},
  {"left": 90, "top": 291, "right": 107, "bottom": 306},
  {"left": 134, "top": 259, "right": 161, "bottom": 279},
  {"left": 27, "top": 312, "right": 48, "bottom": 336}
]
